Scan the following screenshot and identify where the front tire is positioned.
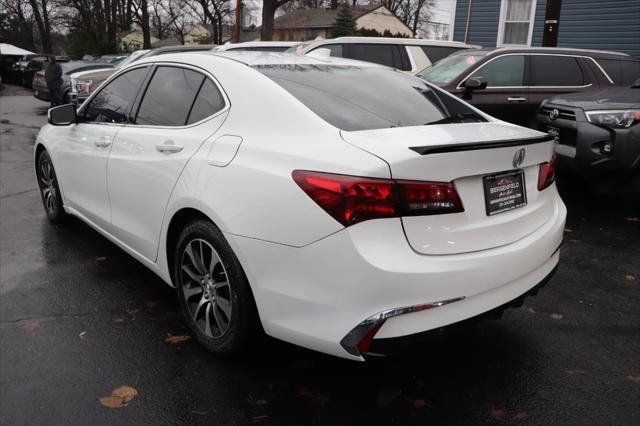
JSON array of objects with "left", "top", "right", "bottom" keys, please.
[
  {"left": 36, "top": 150, "right": 67, "bottom": 223},
  {"left": 174, "top": 220, "right": 257, "bottom": 356}
]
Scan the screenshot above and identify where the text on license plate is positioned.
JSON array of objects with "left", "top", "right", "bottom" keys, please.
[{"left": 483, "top": 170, "right": 527, "bottom": 216}]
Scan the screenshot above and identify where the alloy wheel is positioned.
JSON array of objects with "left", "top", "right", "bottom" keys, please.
[
  {"left": 180, "top": 239, "right": 232, "bottom": 338},
  {"left": 39, "top": 157, "right": 57, "bottom": 214}
]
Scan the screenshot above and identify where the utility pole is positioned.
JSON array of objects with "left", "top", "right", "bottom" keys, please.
[{"left": 234, "top": 0, "right": 242, "bottom": 43}]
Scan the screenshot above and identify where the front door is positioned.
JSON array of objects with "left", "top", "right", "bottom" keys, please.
[
  {"left": 52, "top": 66, "right": 150, "bottom": 231},
  {"left": 457, "top": 54, "right": 531, "bottom": 126},
  {"left": 107, "top": 65, "right": 228, "bottom": 261}
]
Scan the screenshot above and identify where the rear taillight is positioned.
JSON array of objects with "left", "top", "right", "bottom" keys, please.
[
  {"left": 292, "top": 170, "right": 464, "bottom": 227},
  {"left": 538, "top": 154, "right": 556, "bottom": 191}
]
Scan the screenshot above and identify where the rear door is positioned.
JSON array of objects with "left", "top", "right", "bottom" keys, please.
[
  {"left": 107, "top": 64, "right": 228, "bottom": 261},
  {"left": 457, "top": 54, "right": 531, "bottom": 126},
  {"left": 526, "top": 54, "right": 596, "bottom": 121}
]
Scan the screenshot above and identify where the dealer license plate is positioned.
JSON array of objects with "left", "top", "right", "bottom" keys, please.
[{"left": 483, "top": 170, "right": 527, "bottom": 216}]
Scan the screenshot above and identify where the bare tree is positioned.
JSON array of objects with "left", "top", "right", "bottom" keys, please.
[
  {"left": 27, "top": 0, "right": 53, "bottom": 52},
  {"left": 162, "top": 0, "right": 193, "bottom": 44},
  {"left": 131, "top": 0, "right": 152, "bottom": 48},
  {"left": 261, "top": 0, "right": 292, "bottom": 41},
  {"left": 0, "top": 0, "right": 37, "bottom": 51}
]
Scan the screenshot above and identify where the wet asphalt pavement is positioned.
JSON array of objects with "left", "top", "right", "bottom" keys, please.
[{"left": 0, "top": 85, "right": 639, "bottom": 426}]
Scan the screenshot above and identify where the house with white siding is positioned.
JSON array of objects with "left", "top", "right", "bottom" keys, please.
[{"left": 448, "top": 0, "right": 640, "bottom": 58}]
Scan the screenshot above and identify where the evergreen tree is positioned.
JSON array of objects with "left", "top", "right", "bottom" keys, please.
[{"left": 331, "top": 3, "right": 359, "bottom": 38}]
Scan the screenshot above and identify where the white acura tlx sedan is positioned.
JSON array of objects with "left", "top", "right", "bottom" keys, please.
[{"left": 35, "top": 52, "right": 566, "bottom": 360}]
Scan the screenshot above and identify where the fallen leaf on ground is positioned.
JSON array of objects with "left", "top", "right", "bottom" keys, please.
[
  {"left": 565, "top": 369, "right": 587, "bottom": 377},
  {"left": 79, "top": 331, "right": 87, "bottom": 339},
  {"left": 165, "top": 335, "right": 191, "bottom": 344},
  {"left": 252, "top": 415, "right": 269, "bottom": 422},
  {"left": 527, "top": 308, "right": 536, "bottom": 314},
  {"left": 550, "top": 313, "right": 563, "bottom": 320},
  {"left": 564, "top": 228, "right": 573, "bottom": 233},
  {"left": 624, "top": 275, "right": 636, "bottom": 281},
  {"left": 490, "top": 407, "right": 506, "bottom": 419},
  {"left": 624, "top": 217, "right": 639, "bottom": 222},
  {"left": 254, "top": 399, "right": 268, "bottom": 405},
  {"left": 99, "top": 385, "right": 138, "bottom": 408},
  {"left": 513, "top": 411, "right": 527, "bottom": 419},
  {"left": 126, "top": 309, "right": 139, "bottom": 314},
  {"left": 145, "top": 301, "right": 159, "bottom": 309},
  {"left": 21, "top": 321, "right": 40, "bottom": 332},
  {"left": 113, "top": 317, "right": 125, "bottom": 324},
  {"left": 627, "top": 375, "right": 640, "bottom": 384},
  {"left": 414, "top": 399, "right": 427, "bottom": 409},
  {"left": 95, "top": 256, "right": 107, "bottom": 262},
  {"left": 377, "top": 388, "right": 401, "bottom": 408}
]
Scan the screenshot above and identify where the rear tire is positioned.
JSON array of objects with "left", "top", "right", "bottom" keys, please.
[
  {"left": 36, "top": 150, "right": 67, "bottom": 223},
  {"left": 174, "top": 219, "right": 257, "bottom": 356}
]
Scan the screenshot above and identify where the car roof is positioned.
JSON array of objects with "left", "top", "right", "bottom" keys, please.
[
  {"left": 149, "top": 44, "right": 217, "bottom": 55},
  {"left": 303, "top": 37, "right": 474, "bottom": 48},
  {"left": 216, "top": 41, "right": 298, "bottom": 51},
  {"left": 136, "top": 50, "right": 388, "bottom": 69},
  {"left": 485, "top": 46, "right": 631, "bottom": 58}
]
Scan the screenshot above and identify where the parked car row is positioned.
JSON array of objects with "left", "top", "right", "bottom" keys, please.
[{"left": 32, "top": 61, "right": 114, "bottom": 104}]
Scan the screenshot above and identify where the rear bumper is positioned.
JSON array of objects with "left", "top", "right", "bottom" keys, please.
[{"left": 226, "top": 187, "right": 566, "bottom": 361}]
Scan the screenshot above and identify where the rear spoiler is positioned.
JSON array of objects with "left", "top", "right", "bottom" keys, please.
[{"left": 410, "top": 136, "right": 553, "bottom": 155}]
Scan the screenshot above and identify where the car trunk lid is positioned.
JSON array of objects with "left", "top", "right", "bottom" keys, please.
[{"left": 341, "top": 122, "right": 556, "bottom": 255}]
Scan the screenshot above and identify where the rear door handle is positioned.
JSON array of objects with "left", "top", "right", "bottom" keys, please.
[
  {"left": 94, "top": 136, "right": 111, "bottom": 148},
  {"left": 156, "top": 140, "right": 183, "bottom": 154},
  {"left": 507, "top": 97, "right": 527, "bottom": 103}
]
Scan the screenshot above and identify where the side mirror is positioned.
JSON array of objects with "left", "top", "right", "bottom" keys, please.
[
  {"left": 462, "top": 76, "right": 488, "bottom": 99},
  {"left": 48, "top": 104, "right": 77, "bottom": 126}
]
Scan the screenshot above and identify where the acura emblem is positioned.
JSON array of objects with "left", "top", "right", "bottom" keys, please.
[
  {"left": 513, "top": 148, "right": 526, "bottom": 168},
  {"left": 549, "top": 108, "right": 559, "bottom": 120}
]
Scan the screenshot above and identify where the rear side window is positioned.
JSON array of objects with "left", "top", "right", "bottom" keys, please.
[
  {"left": 84, "top": 67, "right": 148, "bottom": 123},
  {"left": 186, "top": 79, "right": 226, "bottom": 124},
  {"left": 255, "top": 64, "right": 486, "bottom": 131},
  {"left": 531, "top": 55, "right": 587, "bottom": 86},
  {"left": 310, "top": 44, "right": 344, "bottom": 58},
  {"left": 345, "top": 44, "right": 411, "bottom": 71},
  {"left": 136, "top": 67, "right": 204, "bottom": 126},
  {"left": 597, "top": 58, "right": 640, "bottom": 85},
  {"left": 420, "top": 46, "right": 464, "bottom": 63},
  {"left": 469, "top": 55, "right": 525, "bottom": 87}
]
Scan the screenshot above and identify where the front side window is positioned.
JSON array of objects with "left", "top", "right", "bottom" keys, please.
[
  {"left": 468, "top": 55, "right": 525, "bottom": 87},
  {"left": 531, "top": 55, "right": 587, "bottom": 86},
  {"left": 135, "top": 67, "right": 204, "bottom": 126},
  {"left": 255, "top": 64, "right": 486, "bottom": 132},
  {"left": 499, "top": 0, "right": 534, "bottom": 46},
  {"left": 83, "top": 67, "right": 148, "bottom": 123}
]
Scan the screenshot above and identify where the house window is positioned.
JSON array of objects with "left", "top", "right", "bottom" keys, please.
[{"left": 498, "top": 0, "right": 536, "bottom": 46}]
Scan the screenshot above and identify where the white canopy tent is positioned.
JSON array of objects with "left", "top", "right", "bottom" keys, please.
[{"left": 0, "top": 43, "right": 36, "bottom": 56}]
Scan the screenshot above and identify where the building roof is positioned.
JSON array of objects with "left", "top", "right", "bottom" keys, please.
[{"left": 274, "top": 4, "right": 382, "bottom": 30}]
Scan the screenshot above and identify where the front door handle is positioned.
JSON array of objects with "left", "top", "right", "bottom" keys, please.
[
  {"left": 156, "top": 140, "right": 183, "bottom": 154},
  {"left": 94, "top": 136, "right": 111, "bottom": 148},
  {"left": 507, "top": 97, "right": 527, "bottom": 103}
]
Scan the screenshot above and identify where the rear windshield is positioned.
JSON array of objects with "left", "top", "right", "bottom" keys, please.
[
  {"left": 417, "top": 50, "right": 490, "bottom": 85},
  {"left": 255, "top": 64, "right": 486, "bottom": 131}
]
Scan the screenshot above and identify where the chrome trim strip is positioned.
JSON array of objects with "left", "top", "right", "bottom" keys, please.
[{"left": 339, "top": 296, "right": 466, "bottom": 356}]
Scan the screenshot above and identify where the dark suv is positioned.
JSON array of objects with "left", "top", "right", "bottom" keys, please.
[
  {"left": 418, "top": 47, "right": 640, "bottom": 128},
  {"left": 536, "top": 80, "right": 640, "bottom": 178}
]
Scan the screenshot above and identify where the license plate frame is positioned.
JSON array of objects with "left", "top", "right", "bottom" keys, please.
[{"left": 483, "top": 170, "right": 527, "bottom": 216}]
